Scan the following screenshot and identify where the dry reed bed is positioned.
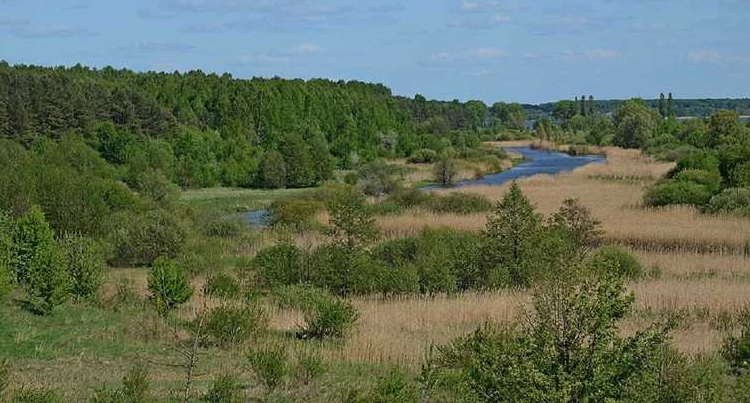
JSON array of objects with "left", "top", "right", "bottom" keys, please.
[{"left": 635, "top": 250, "right": 750, "bottom": 280}]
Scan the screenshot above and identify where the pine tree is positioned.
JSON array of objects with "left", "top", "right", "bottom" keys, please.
[
  {"left": 588, "top": 95, "right": 594, "bottom": 115},
  {"left": 668, "top": 93, "right": 675, "bottom": 117},
  {"left": 580, "top": 95, "right": 587, "bottom": 116}
]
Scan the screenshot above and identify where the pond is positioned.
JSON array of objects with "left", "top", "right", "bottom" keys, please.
[{"left": 244, "top": 146, "right": 605, "bottom": 226}]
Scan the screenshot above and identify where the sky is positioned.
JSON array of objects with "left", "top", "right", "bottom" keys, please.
[{"left": 1, "top": 0, "right": 749, "bottom": 104}]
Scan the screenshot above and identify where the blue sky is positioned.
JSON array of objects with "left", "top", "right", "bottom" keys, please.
[{"left": 1, "top": 0, "right": 749, "bottom": 104}]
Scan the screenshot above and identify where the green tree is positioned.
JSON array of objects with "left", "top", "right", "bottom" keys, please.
[
  {"left": 708, "top": 110, "right": 746, "bottom": 147},
  {"left": 659, "top": 93, "right": 666, "bottom": 117},
  {"left": 260, "top": 150, "right": 287, "bottom": 189},
  {"left": 60, "top": 233, "right": 104, "bottom": 302},
  {"left": 485, "top": 182, "right": 543, "bottom": 286},
  {"left": 147, "top": 257, "right": 193, "bottom": 316},
  {"left": 309, "top": 133, "right": 335, "bottom": 183},
  {"left": 548, "top": 198, "right": 603, "bottom": 256},
  {"left": 280, "top": 133, "right": 316, "bottom": 188},
  {"left": 668, "top": 92, "right": 675, "bottom": 116},
  {"left": 434, "top": 154, "right": 458, "bottom": 187},
  {"left": 613, "top": 99, "right": 659, "bottom": 149},
  {"left": 326, "top": 186, "right": 378, "bottom": 253},
  {"left": 0, "top": 211, "right": 13, "bottom": 297}
]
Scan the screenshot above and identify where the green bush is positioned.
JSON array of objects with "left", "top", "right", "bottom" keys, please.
[
  {"left": 12, "top": 387, "right": 62, "bottom": 403},
  {"left": 407, "top": 148, "right": 438, "bottom": 164},
  {"left": 427, "top": 192, "right": 493, "bottom": 214},
  {"left": 92, "top": 362, "right": 151, "bottom": 403},
  {"left": 110, "top": 209, "right": 188, "bottom": 267},
  {"left": 60, "top": 233, "right": 104, "bottom": 302},
  {"left": 368, "top": 368, "right": 420, "bottom": 403},
  {"left": 672, "top": 169, "right": 722, "bottom": 194},
  {"left": 644, "top": 179, "right": 713, "bottom": 207},
  {"left": 673, "top": 148, "right": 720, "bottom": 173},
  {"left": 131, "top": 169, "right": 180, "bottom": 205},
  {"left": 0, "top": 212, "right": 12, "bottom": 297},
  {"left": 731, "top": 162, "right": 750, "bottom": 188},
  {"left": 147, "top": 257, "right": 193, "bottom": 315},
  {"left": 203, "top": 372, "right": 243, "bottom": 403},
  {"left": 0, "top": 358, "right": 9, "bottom": 398},
  {"left": 253, "top": 243, "right": 303, "bottom": 288},
  {"left": 269, "top": 199, "right": 323, "bottom": 227},
  {"left": 247, "top": 344, "right": 288, "bottom": 391},
  {"left": 721, "top": 306, "right": 750, "bottom": 374},
  {"left": 357, "top": 162, "right": 401, "bottom": 198},
  {"left": 202, "top": 304, "right": 268, "bottom": 348},
  {"left": 301, "top": 295, "right": 359, "bottom": 340},
  {"left": 704, "top": 188, "right": 750, "bottom": 216},
  {"left": 204, "top": 219, "right": 242, "bottom": 238},
  {"left": 585, "top": 245, "right": 643, "bottom": 280},
  {"left": 293, "top": 348, "right": 327, "bottom": 384},
  {"left": 385, "top": 188, "right": 431, "bottom": 209},
  {"left": 273, "top": 284, "right": 329, "bottom": 312},
  {"left": 204, "top": 272, "right": 240, "bottom": 299}
]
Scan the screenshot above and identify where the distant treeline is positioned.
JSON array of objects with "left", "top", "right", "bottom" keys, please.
[{"left": 525, "top": 97, "right": 750, "bottom": 119}]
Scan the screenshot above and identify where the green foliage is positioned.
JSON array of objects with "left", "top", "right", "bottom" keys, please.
[
  {"left": 731, "top": 162, "right": 750, "bottom": 188},
  {"left": 301, "top": 293, "right": 359, "bottom": 340},
  {"left": 585, "top": 245, "right": 644, "bottom": 280},
  {"left": 407, "top": 148, "right": 438, "bottom": 163},
  {"left": 293, "top": 348, "right": 327, "bottom": 384},
  {"left": 704, "top": 188, "right": 750, "bottom": 216},
  {"left": 129, "top": 169, "right": 180, "bottom": 205},
  {"left": 109, "top": 209, "right": 188, "bottom": 267},
  {"left": 673, "top": 169, "right": 723, "bottom": 194},
  {"left": 485, "top": 182, "right": 543, "bottom": 286},
  {"left": 269, "top": 199, "right": 323, "bottom": 227},
  {"left": 12, "top": 387, "right": 63, "bottom": 403},
  {"left": 708, "top": 109, "right": 747, "bottom": 147},
  {"left": 0, "top": 358, "right": 9, "bottom": 398},
  {"left": 147, "top": 257, "right": 193, "bottom": 315},
  {"left": 202, "top": 304, "right": 268, "bottom": 348},
  {"left": 548, "top": 198, "right": 603, "bottom": 255},
  {"left": 203, "top": 272, "right": 240, "bottom": 299},
  {"left": 326, "top": 186, "right": 378, "bottom": 252},
  {"left": 0, "top": 211, "right": 12, "bottom": 297},
  {"left": 721, "top": 306, "right": 750, "bottom": 374},
  {"left": 260, "top": 150, "right": 287, "bottom": 189},
  {"left": 357, "top": 161, "right": 401, "bottom": 197},
  {"left": 203, "top": 373, "right": 243, "bottom": 403},
  {"left": 427, "top": 192, "right": 493, "bottom": 214},
  {"left": 247, "top": 344, "right": 288, "bottom": 391},
  {"left": 434, "top": 155, "right": 458, "bottom": 187},
  {"left": 644, "top": 179, "right": 714, "bottom": 207},
  {"left": 253, "top": 242, "right": 303, "bottom": 288},
  {"left": 280, "top": 133, "right": 316, "bottom": 188},
  {"left": 92, "top": 362, "right": 151, "bottom": 403},
  {"left": 368, "top": 368, "right": 420, "bottom": 403},
  {"left": 613, "top": 99, "right": 659, "bottom": 149},
  {"left": 60, "top": 233, "right": 104, "bottom": 302}
]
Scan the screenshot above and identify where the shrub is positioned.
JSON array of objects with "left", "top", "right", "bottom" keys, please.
[
  {"left": 548, "top": 198, "right": 603, "bottom": 255},
  {"left": 60, "top": 233, "right": 104, "bottom": 302},
  {"left": 407, "top": 148, "right": 438, "bottom": 164},
  {"left": 643, "top": 179, "right": 713, "bottom": 207},
  {"left": 294, "top": 348, "right": 327, "bottom": 384},
  {"left": 247, "top": 344, "right": 288, "bottom": 391},
  {"left": 326, "top": 186, "right": 379, "bottom": 252},
  {"left": 385, "top": 188, "right": 431, "bottom": 209},
  {"left": 131, "top": 169, "right": 180, "bottom": 205},
  {"left": 721, "top": 306, "right": 750, "bottom": 374},
  {"left": 92, "top": 362, "right": 151, "bottom": 403},
  {"left": 260, "top": 150, "right": 287, "bottom": 189},
  {"left": 368, "top": 368, "right": 420, "bottom": 403},
  {"left": 204, "top": 272, "right": 240, "bottom": 299},
  {"left": 253, "top": 243, "right": 303, "bottom": 288},
  {"left": 705, "top": 188, "right": 750, "bottom": 216},
  {"left": 433, "top": 156, "right": 458, "bottom": 187},
  {"left": 674, "top": 149, "right": 720, "bottom": 173},
  {"left": 343, "top": 172, "right": 358, "bottom": 185},
  {"left": 427, "top": 192, "right": 493, "bottom": 214},
  {"left": 147, "top": 257, "right": 193, "bottom": 315},
  {"left": 585, "top": 245, "right": 643, "bottom": 279},
  {"left": 273, "top": 284, "right": 330, "bottom": 313},
  {"left": 12, "top": 387, "right": 62, "bottom": 403},
  {"left": 673, "top": 169, "right": 722, "bottom": 194},
  {"left": 301, "top": 294, "right": 359, "bottom": 340},
  {"left": 203, "top": 373, "right": 243, "bottom": 403},
  {"left": 202, "top": 304, "right": 268, "bottom": 348},
  {"left": 357, "top": 162, "right": 401, "bottom": 198},
  {"left": 204, "top": 219, "right": 242, "bottom": 238},
  {"left": 731, "top": 162, "right": 750, "bottom": 188},
  {"left": 269, "top": 199, "right": 322, "bottom": 227},
  {"left": 0, "top": 358, "right": 9, "bottom": 398},
  {"left": 110, "top": 209, "right": 188, "bottom": 267}
]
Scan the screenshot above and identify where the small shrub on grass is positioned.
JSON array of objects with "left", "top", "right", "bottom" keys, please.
[
  {"left": 643, "top": 179, "right": 713, "bottom": 207},
  {"left": 204, "top": 272, "right": 240, "bottom": 299},
  {"left": 704, "top": 188, "right": 750, "bottom": 216},
  {"left": 673, "top": 169, "right": 723, "bottom": 195},
  {"left": 294, "top": 348, "right": 327, "bottom": 384},
  {"left": 203, "top": 372, "right": 243, "bottom": 403},
  {"left": 147, "top": 257, "right": 193, "bottom": 316},
  {"left": 385, "top": 188, "right": 432, "bottom": 210},
  {"left": 253, "top": 242, "right": 303, "bottom": 288},
  {"left": 269, "top": 199, "right": 323, "bottom": 227},
  {"left": 585, "top": 245, "right": 643, "bottom": 280},
  {"left": 60, "top": 233, "right": 104, "bottom": 302},
  {"left": 109, "top": 209, "right": 188, "bottom": 267},
  {"left": 204, "top": 219, "right": 242, "bottom": 238},
  {"left": 301, "top": 295, "right": 359, "bottom": 340},
  {"left": 721, "top": 306, "right": 750, "bottom": 374},
  {"left": 369, "top": 368, "right": 420, "bottom": 403},
  {"left": 91, "top": 362, "right": 151, "bottom": 403},
  {"left": 102, "top": 278, "right": 142, "bottom": 311},
  {"left": 273, "top": 284, "right": 329, "bottom": 312},
  {"left": 427, "top": 192, "right": 493, "bottom": 214},
  {"left": 247, "top": 344, "right": 288, "bottom": 392},
  {"left": 12, "top": 387, "right": 62, "bottom": 403},
  {"left": 202, "top": 304, "right": 268, "bottom": 348}
]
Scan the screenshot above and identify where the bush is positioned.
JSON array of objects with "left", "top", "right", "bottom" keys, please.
[
  {"left": 407, "top": 148, "right": 438, "bottom": 164},
  {"left": 204, "top": 272, "right": 240, "bottom": 299},
  {"left": 253, "top": 243, "right": 303, "bottom": 288},
  {"left": 434, "top": 156, "right": 458, "bottom": 187},
  {"left": 273, "top": 284, "right": 329, "bottom": 312},
  {"left": 673, "top": 149, "right": 720, "bottom": 173},
  {"left": 384, "top": 188, "right": 431, "bottom": 209},
  {"left": 427, "top": 192, "right": 493, "bottom": 214},
  {"left": 110, "top": 209, "right": 188, "bottom": 267},
  {"left": 0, "top": 358, "right": 9, "bottom": 398},
  {"left": 294, "top": 348, "right": 327, "bottom": 384},
  {"left": 204, "top": 219, "right": 242, "bottom": 238},
  {"left": 12, "top": 387, "right": 62, "bottom": 403},
  {"left": 643, "top": 179, "right": 713, "bottom": 207},
  {"left": 672, "top": 169, "right": 722, "bottom": 194},
  {"left": 585, "top": 245, "right": 643, "bottom": 279},
  {"left": 301, "top": 294, "right": 359, "bottom": 340},
  {"left": 705, "top": 188, "right": 750, "bottom": 216},
  {"left": 60, "top": 233, "right": 104, "bottom": 302},
  {"left": 357, "top": 162, "right": 401, "bottom": 198},
  {"left": 269, "top": 199, "right": 323, "bottom": 227},
  {"left": 721, "top": 306, "right": 750, "bottom": 374},
  {"left": 202, "top": 304, "right": 268, "bottom": 348},
  {"left": 0, "top": 212, "right": 12, "bottom": 297},
  {"left": 92, "top": 362, "right": 151, "bottom": 403},
  {"left": 247, "top": 344, "right": 287, "bottom": 391},
  {"left": 203, "top": 373, "right": 243, "bottom": 403},
  {"left": 731, "top": 162, "right": 750, "bottom": 188},
  {"left": 147, "top": 257, "right": 193, "bottom": 315},
  {"left": 368, "top": 368, "right": 420, "bottom": 403}
]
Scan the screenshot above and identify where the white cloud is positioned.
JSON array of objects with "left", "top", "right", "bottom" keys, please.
[
  {"left": 430, "top": 47, "right": 507, "bottom": 62},
  {"left": 686, "top": 49, "right": 737, "bottom": 63},
  {"left": 562, "top": 49, "right": 621, "bottom": 61}
]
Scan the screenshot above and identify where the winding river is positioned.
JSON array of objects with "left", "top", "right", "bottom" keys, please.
[{"left": 245, "top": 146, "right": 605, "bottom": 226}]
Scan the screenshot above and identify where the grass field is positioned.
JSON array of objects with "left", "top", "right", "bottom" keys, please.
[{"left": 4, "top": 142, "right": 750, "bottom": 401}]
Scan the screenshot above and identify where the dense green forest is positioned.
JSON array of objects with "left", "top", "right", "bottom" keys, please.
[{"left": 525, "top": 96, "right": 750, "bottom": 119}]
